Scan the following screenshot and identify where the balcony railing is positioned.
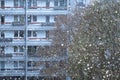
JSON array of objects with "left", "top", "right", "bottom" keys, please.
[
  {"left": 0, "top": 54, "right": 12, "bottom": 57},
  {"left": 54, "top": 6, "right": 67, "bottom": 10},
  {"left": 41, "top": 22, "right": 54, "bottom": 26},
  {"left": 0, "top": 38, "right": 13, "bottom": 42},
  {"left": 12, "top": 22, "right": 25, "bottom": 26}
]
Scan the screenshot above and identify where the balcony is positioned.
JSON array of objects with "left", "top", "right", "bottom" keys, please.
[
  {"left": 0, "top": 54, "right": 12, "bottom": 57},
  {"left": 12, "top": 22, "right": 25, "bottom": 26},
  {"left": 27, "top": 9, "right": 68, "bottom": 15},
  {"left": 41, "top": 22, "right": 54, "bottom": 26},
  {"left": 0, "top": 38, "right": 12, "bottom": 42},
  {"left": 54, "top": 6, "right": 67, "bottom": 10},
  {"left": 0, "top": 70, "right": 41, "bottom": 76},
  {"left": 0, "top": 8, "right": 25, "bottom": 15},
  {"left": 0, "top": 6, "right": 68, "bottom": 15}
]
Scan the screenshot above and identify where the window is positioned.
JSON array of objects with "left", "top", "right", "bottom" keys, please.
[
  {"left": 46, "top": 31, "right": 49, "bottom": 38},
  {"left": 14, "top": 31, "right": 24, "bottom": 37},
  {"left": 28, "top": 61, "right": 36, "bottom": 67},
  {"left": 28, "top": 15, "right": 37, "bottom": 23},
  {"left": 28, "top": 0, "right": 37, "bottom": 8},
  {"left": 77, "top": 0, "right": 85, "bottom": 7},
  {"left": 14, "top": 61, "right": 18, "bottom": 67},
  {"left": 14, "top": 46, "right": 24, "bottom": 52},
  {"left": 54, "top": 0, "right": 58, "bottom": 6},
  {"left": 0, "top": 47, "right": 4, "bottom": 54},
  {"left": 0, "top": 32, "right": 5, "bottom": 38},
  {"left": 14, "top": 0, "right": 24, "bottom": 7},
  {"left": 14, "top": 15, "right": 24, "bottom": 22},
  {"left": 1, "top": 1, "right": 5, "bottom": 9},
  {"left": 28, "top": 46, "right": 37, "bottom": 55},
  {"left": 59, "top": 0, "right": 67, "bottom": 7},
  {"left": 46, "top": 16, "right": 50, "bottom": 23},
  {"left": 0, "top": 61, "right": 5, "bottom": 71},
  {"left": 14, "top": 0, "right": 18, "bottom": 7},
  {"left": 1, "top": 15, "right": 5, "bottom": 24},
  {"left": 46, "top": 0, "right": 50, "bottom": 8},
  {"left": 14, "top": 46, "right": 18, "bottom": 52},
  {"left": 33, "top": 15, "right": 37, "bottom": 22},
  {"left": 14, "top": 61, "right": 24, "bottom": 68},
  {"left": 28, "top": 31, "right": 37, "bottom": 37},
  {"left": 33, "top": 31, "right": 37, "bottom": 37},
  {"left": 33, "top": 0, "right": 37, "bottom": 7}
]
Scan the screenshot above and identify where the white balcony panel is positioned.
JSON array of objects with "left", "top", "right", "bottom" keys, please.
[
  {"left": 27, "top": 9, "right": 68, "bottom": 15},
  {"left": 0, "top": 9, "right": 68, "bottom": 15},
  {"left": 0, "top": 70, "right": 25, "bottom": 76},
  {"left": 0, "top": 25, "right": 25, "bottom": 30},
  {"left": 0, "top": 9, "right": 25, "bottom": 15},
  {"left": 0, "top": 25, "right": 55, "bottom": 30},
  {"left": 0, "top": 40, "right": 52, "bottom": 46}
]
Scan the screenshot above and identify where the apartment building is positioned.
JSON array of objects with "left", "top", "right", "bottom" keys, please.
[{"left": 0, "top": 0, "right": 68, "bottom": 80}]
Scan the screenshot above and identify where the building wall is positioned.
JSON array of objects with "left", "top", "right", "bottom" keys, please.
[{"left": 0, "top": 0, "right": 68, "bottom": 77}]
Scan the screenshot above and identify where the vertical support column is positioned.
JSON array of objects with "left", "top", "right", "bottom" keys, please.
[{"left": 25, "top": 0, "right": 28, "bottom": 80}]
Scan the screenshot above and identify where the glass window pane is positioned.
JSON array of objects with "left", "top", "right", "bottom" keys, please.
[
  {"left": 46, "top": 0, "right": 50, "bottom": 7},
  {"left": 14, "top": 31, "right": 18, "bottom": 37},
  {"left": 19, "top": 46, "right": 24, "bottom": 52},
  {"left": 20, "top": 0, "right": 24, "bottom": 7},
  {"left": 14, "top": 46, "right": 18, "bottom": 52},
  {"left": 14, "top": 61, "right": 18, "bottom": 67},
  {"left": 14, "top": 0, "right": 18, "bottom": 7},
  {"left": 33, "top": 31, "right": 37, "bottom": 37},
  {"left": 33, "top": 15, "right": 37, "bottom": 22},
  {"left": 54, "top": 0, "right": 58, "bottom": 6},
  {"left": 33, "top": 0, "right": 37, "bottom": 7},
  {"left": 19, "top": 31, "right": 24, "bottom": 37},
  {"left": 14, "top": 15, "right": 18, "bottom": 22},
  {"left": 46, "top": 16, "right": 49, "bottom": 23},
  {"left": 28, "top": 31, "right": 31, "bottom": 37}
]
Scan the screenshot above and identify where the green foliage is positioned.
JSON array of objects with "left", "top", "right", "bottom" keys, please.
[{"left": 69, "top": 0, "right": 120, "bottom": 80}]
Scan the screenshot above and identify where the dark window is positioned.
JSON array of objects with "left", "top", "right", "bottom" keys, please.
[
  {"left": 1, "top": 32, "right": 5, "bottom": 38},
  {"left": 1, "top": 15, "right": 5, "bottom": 24},
  {"left": 28, "top": 0, "right": 31, "bottom": 8},
  {"left": 19, "top": 46, "right": 24, "bottom": 52},
  {"left": 46, "top": 31, "right": 49, "bottom": 38},
  {"left": 1, "top": 1, "right": 5, "bottom": 9},
  {"left": 33, "top": 0, "right": 37, "bottom": 7},
  {"left": 14, "top": 46, "right": 18, "bottom": 52},
  {"left": 28, "top": 46, "right": 37, "bottom": 54},
  {"left": 0, "top": 47, "right": 4, "bottom": 54},
  {"left": 33, "top": 31, "right": 37, "bottom": 37},
  {"left": 14, "top": 0, "right": 18, "bottom": 7},
  {"left": 54, "top": 0, "right": 58, "bottom": 6},
  {"left": 20, "top": 0, "right": 24, "bottom": 7},
  {"left": 28, "top": 61, "right": 36, "bottom": 67},
  {"left": 46, "top": 16, "right": 50, "bottom": 23},
  {"left": 14, "top": 46, "right": 24, "bottom": 52},
  {"left": 33, "top": 15, "right": 37, "bottom": 22},
  {"left": 14, "top": 31, "right": 24, "bottom": 37},
  {"left": 28, "top": 31, "right": 31, "bottom": 37},
  {"left": 14, "top": 31, "right": 18, "bottom": 37},
  {"left": 19, "top": 31, "right": 24, "bottom": 37},
  {"left": 28, "top": 0, "right": 37, "bottom": 8},
  {"left": 14, "top": 61, "right": 18, "bottom": 67},
  {"left": 28, "top": 31, "right": 37, "bottom": 37},
  {"left": 46, "top": 0, "right": 50, "bottom": 8},
  {"left": 0, "top": 61, "right": 5, "bottom": 71}
]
